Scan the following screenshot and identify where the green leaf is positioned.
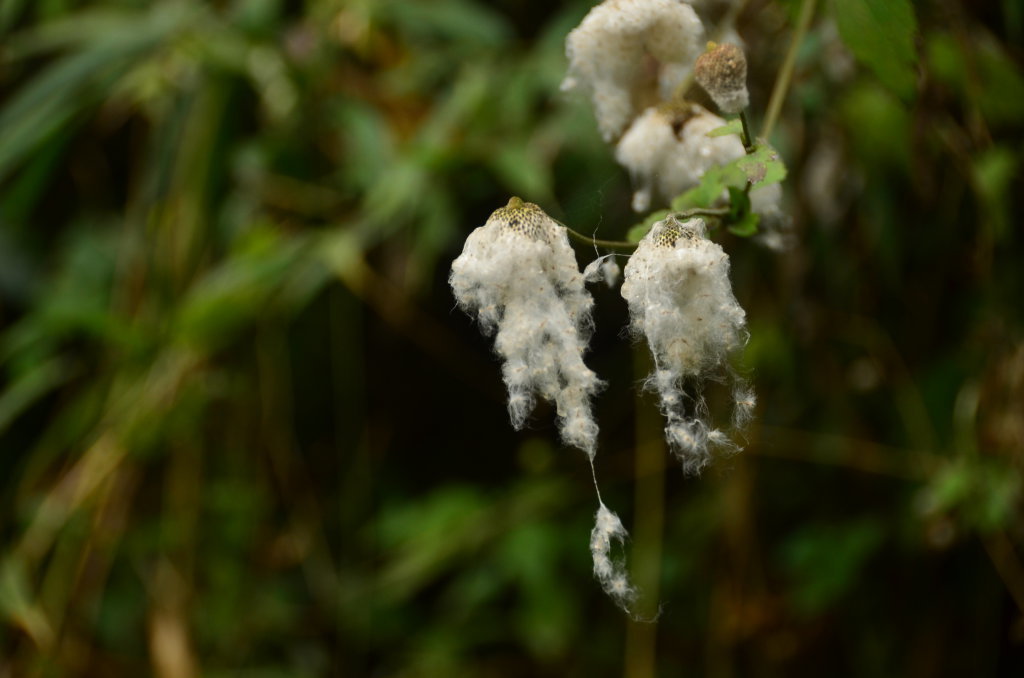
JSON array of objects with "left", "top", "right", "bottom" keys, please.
[
  {"left": 669, "top": 143, "right": 785, "bottom": 212},
  {"left": 670, "top": 163, "right": 745, "bottom": 211},
  {"left": 925, "top": 33, "right": 1024, "bottom": 126},
  {"left": 626, "top": 209, "right": 670, "bottom": 243},
  {"left": 839, "top": 84, "right": 911, "bottom": 169},
  {"left": 780, "top": 520, "right": 884, "bottom": 616},
  {"left": 725, "top": 187, "right": 760, "bottom": 237},
  {"left": 174, "top": 229, "right": 311, "bottom": 349},
  {"left": 0, "top": 357, "right": 73, "bottom": 435},
  {"left": 972, "top": 146, "right": 1018, "bottom": 240},
  {"left": 491, "top": 144, "right": 552, "bottom": 202},
  {"left": 737, "top": 144, "right": 788, "bottom": 189},
  {"left": 707, "top": 118, "right": 743, "bottom": 138},
  {"left": 0, "top": 557, "right": 53, "bottom": 648},
  {"left": 833, "top": 0, "right": 918, "bottom": 99}
]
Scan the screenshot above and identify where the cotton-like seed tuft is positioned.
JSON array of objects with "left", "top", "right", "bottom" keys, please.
[
  {"left": 450, "top": 198, "right": 603, "bottom": 457},
  {"left": 616, "top": 104, "right": 740, "bottom": 212},
  {"left": 694, "top": 42, "right": 749, "bottom": 114},
  {"left": 732, "top": 384, "right": 756, "bottom": 429},
  {"left": 583, "top": 254, "right": 622, "bottom": 288},
  {"left": 621, "top": 216, "right": 752, "bottom": 473},
  {"left": 590, "top": 503, "right": 638, "bottom": 610},
  {"left": 562, "top": 0, "right": 704, "bottom": 141}
]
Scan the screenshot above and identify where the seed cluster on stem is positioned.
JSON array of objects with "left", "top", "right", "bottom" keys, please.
[{"left": 450, "top": 0, "right": 791, "bottom": 614}]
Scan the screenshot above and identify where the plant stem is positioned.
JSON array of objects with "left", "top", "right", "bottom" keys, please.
[
  {"left": 563, "top": 229, "right": 640, "bottom": 250},
  {"left": 562, "top": 208, "right": 731, "bottom": 250},
  {"left": 982, "top": 531, "right": 1024, "bottom": 618},
  {"left": 680, "top": 207, "right": 730, "bottom": 219},
  {"left": 740, "top": 111, "right": 755, "bottom": 196},
  {"left": 739, "top": 110, "right": 754, "bottom": 151},
  {"left": 761, "top": 0, "right": 818, "bottom": 141},
  {"left": 624, "top": 347, "right": 665, "bottom": 678}
]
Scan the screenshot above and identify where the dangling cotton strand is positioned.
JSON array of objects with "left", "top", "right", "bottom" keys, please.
[
  {"left": 562, "top": 0, "right": 704, "bottom": 141},
  {"left": 590, "top": 502, "right": 638, "bottom": 611},
  {"left": 621, "top": 216, "right": 752, "bottom": 473},
  {"left": 450, "top": 198, "right": 603, "bottom": 457}
]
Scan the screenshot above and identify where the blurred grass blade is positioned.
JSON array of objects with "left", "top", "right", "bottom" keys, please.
[{"left": 0, "top": 356, "right": 73, "bottom": 435}]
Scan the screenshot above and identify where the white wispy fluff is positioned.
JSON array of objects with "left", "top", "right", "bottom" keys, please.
[
  {"left": 615, "top": 103, "right": 746, "bottom": 212},
  {"left": 590, "top": 502, "right": 638, "bottom": 611},
  {"left": 562, "top": 0, "right": 704, "bottom": 142},
  {"left": 620, "top": 216, "right": 753, "bottom": 474},
  {"left": 450, "top": 198, "right": 602, "bottom": 457},
  {"left": 582, "top": 253, "right": 622, "bottom": 288}
]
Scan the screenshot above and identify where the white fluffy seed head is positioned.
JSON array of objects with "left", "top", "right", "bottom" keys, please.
[
  {"left": 622, "top": 217, "right": 745, "bottom": 373},
  {"left": 615, "top": 103, "right": 745, "bottom": 212},
  {"left": 563, "top": 0, "right": 704, "bottom": 141},
  {"left": 450, "top": 198, "right": 603, "bottom": 457},
  {"left": 621, "top": 216, "right": 751, "bottom": 473}
]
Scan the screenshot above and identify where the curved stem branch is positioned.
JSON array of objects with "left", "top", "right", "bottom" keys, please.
[
  {"left": 563, "top": 208, "right": 731, "bottom": 250},
  {"left": 739, "top": 110, "right": 754, "bottom": 151},
  {"left": 679, "top": 207, "right": 730, "bottom": 220},
  {"left": 563, "top": 228, "right": 639, "bottom": 250}
]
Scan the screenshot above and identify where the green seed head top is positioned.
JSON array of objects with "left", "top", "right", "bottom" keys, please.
[
  {"left": 493, "top": 197, "right": 550, "bottom": 240},
  {"left": 653, "top": 217, "right": 705, "bottom": 248}
]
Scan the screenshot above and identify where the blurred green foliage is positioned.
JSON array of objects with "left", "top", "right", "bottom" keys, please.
[{"left": 0, "top": 0, "right": 1022, "bottom": 676}]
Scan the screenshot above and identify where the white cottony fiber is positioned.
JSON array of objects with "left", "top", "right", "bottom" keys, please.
[
  {"left": 615, "top": 104, "right": 746, "bottom": 212},
  {"left": 621, "top": 216, "right": 753, "bottom": 473},
  {"left": 616, "top": 104, "right": 785, "bottom": 217},
  {"left": 590, "top": 502, "right": 638, "bottom": 610},
  {"left": 562, "top": 0, "right": 704, "bottom": 141},
  {"left": 450, "top": 199, "right": 602, "bottom": 457},
  {"left": 582, "top": 253, "right": 622, "bottom": 288}
]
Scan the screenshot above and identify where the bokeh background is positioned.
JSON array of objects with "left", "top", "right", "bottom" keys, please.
[{"left": 1, "top": 0, "right": 1023, "bottom": 676}]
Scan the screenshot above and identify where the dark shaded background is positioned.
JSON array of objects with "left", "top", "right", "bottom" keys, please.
[{"left": 1, "top": 0, "right": 1022, "bottom": 676}]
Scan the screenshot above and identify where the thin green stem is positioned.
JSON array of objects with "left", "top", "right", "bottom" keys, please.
[
  {"left": 678, "top": 206, "right": 730, "bottom": 220},
  {"left": 623, "top": 346, "right": 665, "bottom": 678},
  {"left": 563, "top": 229, "right": 639, "bottom": 250},
  {"left": 562, "top": 208, "right": 731, "bottom": 250},
  {"left": 739, "top": 110, "right": 754, "bottom": 152},
  {"left": 761, "top": 0, "right": 818, "bottom": 141}
]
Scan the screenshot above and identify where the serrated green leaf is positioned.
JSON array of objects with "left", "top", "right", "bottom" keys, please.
[
  {"left": 707, "top": 118, "right": 743, "bottom": 138},
  {"left": 737, "top": 144, "right": 788, "bottom": 189},
  {"left": 833, "top": 0, "right": 918, "bottom": 100}
]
